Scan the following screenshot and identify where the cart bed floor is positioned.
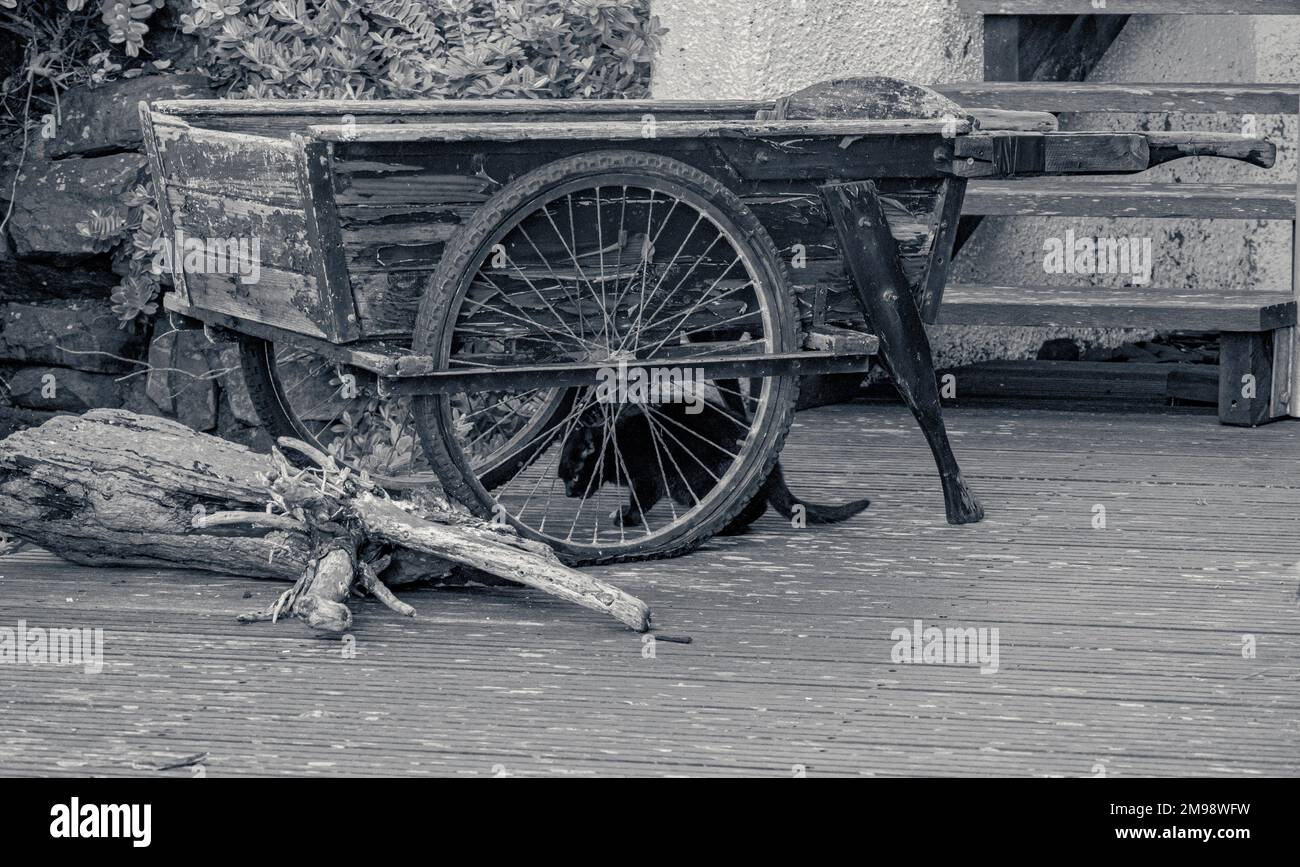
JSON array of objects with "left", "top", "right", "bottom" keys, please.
[{"left": 2, "top": 403, "right": 1297, "bottom": 777}]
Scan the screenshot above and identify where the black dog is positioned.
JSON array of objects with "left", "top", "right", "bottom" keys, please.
[{"left": 558, "top": 397, "right": 870, "bottom": 534}]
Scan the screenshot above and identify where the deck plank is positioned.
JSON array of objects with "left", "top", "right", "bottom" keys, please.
[{"left": 1, "top": 404, "right": 1297, "bottom": 777}]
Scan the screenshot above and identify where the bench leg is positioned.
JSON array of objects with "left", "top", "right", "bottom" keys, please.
[
  {"left": 820, "top": 180, "right": 984, "bottom": 525},
  {"left": 1219, "top": 328, "right": 1293, "bottom": 426}
]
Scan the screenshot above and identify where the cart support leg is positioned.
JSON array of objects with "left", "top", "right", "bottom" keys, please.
[{"left": 820, "top": 180, "right": 984, "bottom": 525}]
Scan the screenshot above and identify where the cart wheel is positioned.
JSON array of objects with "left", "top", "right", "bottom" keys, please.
[
  {"left": 238, "top": 337, "right": 572, "bottom": 490},
  {"left": 412, "top": 150, "right": 800, "bottom": 564},
  {"left": 238, "top": 336, "right": 434, "bottom": 486}
]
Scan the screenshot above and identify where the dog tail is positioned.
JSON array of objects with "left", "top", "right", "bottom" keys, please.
[{"left": 764, "top": 463, "right": 871, "bottom": 524}]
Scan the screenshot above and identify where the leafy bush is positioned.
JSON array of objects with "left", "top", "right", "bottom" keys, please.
[
  {"left": 184, "top": 0, "right": 665, "bottom": 100},
  {"left": 101, "top": 0, "right": 166, "bottom": 57}
]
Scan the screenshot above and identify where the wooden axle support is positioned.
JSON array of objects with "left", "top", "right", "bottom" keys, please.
[
  {"left": 161, "top": 292, "right": 878, "bottom": 393},
  {"left": 820, "top": 179, "right": 986, "bottom": 525}
]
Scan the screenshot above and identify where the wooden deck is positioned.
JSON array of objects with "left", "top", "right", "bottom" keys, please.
[{"left": 2, "top": 403, "right": 1297, "bottom": 777}]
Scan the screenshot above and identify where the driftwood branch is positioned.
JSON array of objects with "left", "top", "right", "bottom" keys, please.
[
  {"left": 355, "top": 494, "right": 651, "bottom": 631},
  {"left": 0, "top": 409, "right": 651, "bottom": 634}
]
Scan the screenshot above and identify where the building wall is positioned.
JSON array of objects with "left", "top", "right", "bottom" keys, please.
[
  {"left": 651, "top": 2, "right": 1299, "bottom": 367},
  {"left": 653, "top": 0, "right": 981, "bottom": 100}
]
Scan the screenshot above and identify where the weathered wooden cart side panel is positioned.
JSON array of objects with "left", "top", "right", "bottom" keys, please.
[
  {"left": 154, "top": 119, "right": 301, "bottom": 203},
  {"left": 164, "top": 188, "right": 313, "bottom": 272},
  {"left": 744, "top": 179, "right": 954, "bottom": 327},
  {"left": 141, "top": 112, "right": 349, "bottom": 341},
  {"left": 331, "top": 137, "right": 958, "bottom": 337}
]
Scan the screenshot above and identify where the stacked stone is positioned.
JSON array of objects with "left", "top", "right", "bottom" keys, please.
[{"left": 1, "top": 73, "right": 268, "bottom": 447}]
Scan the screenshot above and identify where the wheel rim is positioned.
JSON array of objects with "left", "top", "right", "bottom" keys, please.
[{"left": 419, "top": 170, "right": 790, "bottom": 558}]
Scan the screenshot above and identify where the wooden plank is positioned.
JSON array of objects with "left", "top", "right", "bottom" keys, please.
[
  {"left": 953, "top": 131, "right": 1150, "bottom": 176},
  {"left": 155, "top": 97, "right": 773, "bottom": 119},
  {"left": 138, "top": 103, "right": 189, "bottom": 305},
  {"left": 332, "top": 140, "right": 951, "bottom": 208},
  {"left": 330, "top": 138, "right": 951, "bottom": 221},
  {"left": 1271, "top": 325, "right": 1294, "bottom": 417},
  {"left": 802, "top": 324, "right": 878, "bottom": 354},
  {"left": 308, "top": 117, "right": 972, "bottom": 143},
  {"left": 349, "top": 271, "right": 429, "bottom": 336},
  {"left": 164, "top": 188, "right": 312, "bottom": 274},
  {"left": 936, "top": 284, "right": 1298, "bottom": 330},
  {"left": 953, "top": 130, "right": 1045, "bottom": 176},
  {"left": 962, "top": 180, "right": 1296, "bottom": 219},
  {"left": 1290, "top": 117, "right": 1299, "bottom": 420},
  {"left": 960, "top": 0, "right": 1300, "bottom": 13},
  {"left": 145, "top": 120, "right": 346, "bottom": 340},
  {"left": 151, "top": 101, "right": 773, "bottom": 140},
  {"left": 293, "top": 136, "right": 359, "bottom": 342},
  {"left": 1144, "top": 131, "right": 1275, "bottom": 168},
  {"left": 918, "top": 179, "right": 967, "bottom": 322},
  {"left": 933, "top": 81, "right": 1300, "bottom": 115},
  {"left": 971, "top": 108, "right": 1059, "bottom": 131},
  {"left": 151, "top": 116, "right": 302, "bottom": 205},
  {"left": 955, "top": 131, "right": 1270, "bottom": 176},
  {"left": 1292, "top": 142, "right": 1299, "bottom": 418},
  {"left": 712, "top": 135, "right": 947, "bottom": 181},
  {"left": 934, "top": 359, "right": 1217, "bottom": 404},
  {"left": 151, "top": 113, "right": 776, "bottom": 141},
  {"left": 1219, "top": 330, "right": 1287, "bottom": 425},
  {"left": 183, "top": 267, "right": 329, "bottom": 341}
]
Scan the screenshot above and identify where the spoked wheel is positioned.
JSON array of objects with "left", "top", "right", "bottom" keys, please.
[
  {"left": 412, "top": 151, "right": 800, "bottom": 564},
  {"left": 238, "top": 337, "right": 571, "bottom": 489}
]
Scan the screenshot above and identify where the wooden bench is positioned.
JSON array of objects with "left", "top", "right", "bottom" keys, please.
[{"left": 935, "top": 0, "right": 1300, "bottom": 426}]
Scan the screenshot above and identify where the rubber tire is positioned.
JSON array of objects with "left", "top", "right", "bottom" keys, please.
[
  {"left": 237, "top": 335, "right": 311, "bottom": 442},
  {"left": 411, "top": 150, "right": 801, "bottom": 565}
]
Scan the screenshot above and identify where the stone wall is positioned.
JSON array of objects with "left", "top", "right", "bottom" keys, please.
[{"left": 0, "top": 73, "right": 269, "bottom": 447}]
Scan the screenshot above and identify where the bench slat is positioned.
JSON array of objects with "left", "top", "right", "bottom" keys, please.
[
  {"left": 937, "top": 284, "right": 1298, "bottom": 330},
  {"left": 934, "top": 82, "right": 1300, "bottom": 115},
  {"left": 963, "top": 180, "right": 1296, "bottom": 219}
]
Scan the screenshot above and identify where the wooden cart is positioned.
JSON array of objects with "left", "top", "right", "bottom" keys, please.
[{"left": 139, "top": 76, "right": 1274, "bottom": 564}]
